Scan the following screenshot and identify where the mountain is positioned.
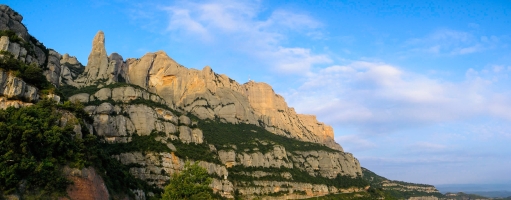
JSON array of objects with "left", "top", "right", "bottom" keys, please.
[{"left": 0, "top": 4, "right": 442, "bottom": 200}]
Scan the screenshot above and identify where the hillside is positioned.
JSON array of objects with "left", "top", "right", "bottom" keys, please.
[
  {"left": 362, "top": 167, "right": 444, "bottom": 199},
  {"left": 0, "top": 4, "right": 443, "bottom": 200}
]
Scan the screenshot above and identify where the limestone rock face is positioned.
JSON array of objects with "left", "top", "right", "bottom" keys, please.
[
  {"left": 0, "top": 5, "right": 47, "bottom": 66},
  {"left": 59, "top": 53, "right": 84, "bottom": 87},
  {"left": 113, "top": 152, "right": 229, "bottom": 189},
  {"left": 74, "top": 31, "right": 126, "bottom": 87},
  {"left": 0, "top": 5, "right": 29, "bottom": 41},
  {"left": 244, "top": 81, "right": 342, "bottom": 151},
  {"left": 85, "top": 103, "right": 178, "bottom": 143},
  {"left": 75, "top": 31, "right": 109, "bottom": 86},
  {"left": 290, "top": 151, "right": 362, "bottom": 178},
  {"left": 218, "top": 150, "right": 236, "bottom": 168},
  {"left": 0, "top": 69, "right": 39, "bottom": 102},
  {"left": 178, "top": 126, "right": 203, "bottom": 144},
  {"left": 124, "top": 51, "right": 343, "bottom": 150},
  {"left": 44, "top": 50, "right": 62, "bottom": 86},
  {"left": 236, "top": 145, "right": 293, "bottom": 168}
]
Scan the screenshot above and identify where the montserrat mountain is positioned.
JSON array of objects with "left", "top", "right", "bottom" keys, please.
[{"left": 0, "top": 4, "right": 443, "bottom": 200}]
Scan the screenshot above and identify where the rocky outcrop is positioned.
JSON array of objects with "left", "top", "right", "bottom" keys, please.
[
  {"left": 113, "top": 152, "right": 229, "bottom": 188},
  {"left": 244, "top": 81, "right": 341, "bottom": 151},
  {"left": 236, "top": 145, "right": 293, "bottom": 168},
  {"left": 59, "top": 53, "right": 84, "bottom": 87},
  {"left": 83, "top": 103, "right": 177, "bottom": 142},
  {"left": 0, "top": 5, "right": 47, "bottom": 66},
  {"left": 44, "top": 49, "right": 61, "bottom": 86},
  {"left": 381, "top": 181, "right": 439, "bottom": 193},
  {"left": 74, "top": 31, "right": 127, "bottom": 87},
  {"left": 236, "top": 181, "right": 365, "bottom": 199},
  {"left": 290, "top": 151, "right": 362, "bottom": 178},
  {"left": 122, "top": 51, "right": 342, "bottom": 150},
  {"left": 0, "top": 69, "right": 39, "bottom": 103},
  {"left": 61, "top": 166, "right": 109, "bottom": 200}
]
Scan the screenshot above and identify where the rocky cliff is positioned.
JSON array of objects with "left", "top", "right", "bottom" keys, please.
[
  {"left": 0, "top": 4, "right": 448, "bottom": 200},
  {"left": 69, "top": 31, "right": 343, "bottom": 152},
  {"left": 0, "top": 4, "right": 366, "bottom": 199}
]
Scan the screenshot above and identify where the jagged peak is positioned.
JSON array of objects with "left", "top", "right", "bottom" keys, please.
[{"left": 86, "top": 30, "right": 107, "bottom": 67}]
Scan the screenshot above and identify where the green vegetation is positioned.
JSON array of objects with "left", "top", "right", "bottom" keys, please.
[
  {"left": 172, "top": 140, "right": 220, "bottom": 164},
  {"left": 0, "top": 30, "right": 22, "bottom": 43},
  {"left": 0, "top": 100, "right": 161, "bottom": 199},
  {"left": 59, "top": 82, "right": 153, "bottom": 97},
  {"left": 197, "top": 119, "right": 339, "bottom": 154},
  {"left": 86, "top": 135, "right": 163, "bottom": 198},
  {"left": 444, "top": 192, "right": 489, "bottom": 200},
  {"left": 0, "top": 30, "right": 49, "bottom": 66},
  {"left": 362, "top": 167, "right": 444, "bottom": 199},
  {"left": 228, "top": 166, "right": 368, "bottom": 189},
  {"left": 162, "top": 161, "right": 214, "bottom": 200},
  {"left": 102, "top": 131, "right": 171, "bottom": 155},
  {"left": 0, "top": 100, "right": 90, "bottom": 197},
  {"left": 0, "top": 51, "right": 51, "bottom": 91}
]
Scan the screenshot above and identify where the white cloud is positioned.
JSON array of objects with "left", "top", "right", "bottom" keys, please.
[
  {"left": 159, "top": 0, "right": 329, "bottom": 74},
  {"left": 285, "top": 61, "right": 511, "bottom": 135}
]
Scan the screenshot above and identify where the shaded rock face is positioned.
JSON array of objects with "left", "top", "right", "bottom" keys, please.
[
  {"left": 0, "top": 69, "right": 39, "bottom": 104},
  {"left": 0, "top": 5, "right": 28, "bottom": 41},
  {"left": 59, "top": 53, "right": 84, "bottom": 87},
  {"left": 44, "top": 50, "right": 62, "bottom": 86},
  {"left": 0, "top": 5, "right": 46, "bottom": 66}
]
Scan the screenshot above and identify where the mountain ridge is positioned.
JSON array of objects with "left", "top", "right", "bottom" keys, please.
[{"left": 0, "top": 4, "right": 445, "bottom": 200}]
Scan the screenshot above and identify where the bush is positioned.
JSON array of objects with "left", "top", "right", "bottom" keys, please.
[
  {"left": 0, "top": 100, "right": 87, "bottom": 196},
  {"left": 161, "top": 161, "right": 213, "bottom": 200}
]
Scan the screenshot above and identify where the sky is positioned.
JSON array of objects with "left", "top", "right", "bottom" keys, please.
[{"left": 3, "top": 0, "right": 511, "bottom": 186}]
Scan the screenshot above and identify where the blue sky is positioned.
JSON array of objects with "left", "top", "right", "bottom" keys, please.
[{"left": 4, "top": 0, "right": 511, "bottom": 186}]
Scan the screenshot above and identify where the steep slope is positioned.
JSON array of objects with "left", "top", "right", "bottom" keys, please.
[{"left": 362, "top": 167, "right": 444, "bottom": 199}]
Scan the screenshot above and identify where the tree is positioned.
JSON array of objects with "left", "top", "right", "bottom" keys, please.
[{"left": 161, "top": 161, "right": 213, "bottom": 200}]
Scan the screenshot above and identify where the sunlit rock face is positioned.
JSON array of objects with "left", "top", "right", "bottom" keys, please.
[
  {"left": 0, "top": 5, "right": 368, "bottom": 198},
  {"left": 122, "top": 50, "right": 342, "bottom": 151}
]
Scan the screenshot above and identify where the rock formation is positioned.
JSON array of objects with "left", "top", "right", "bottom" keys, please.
[
  {"left": 0, "top": 5, "right": 47, "bottom": 66},
  {"left": 0, "top": 69, "right": 39, "bottom": 109},
  {"left": 0, "top": 4, "right": 443, "bottom": 200},
  {"left": 73, "top": 31, "right": 127, "bottom": 87}
]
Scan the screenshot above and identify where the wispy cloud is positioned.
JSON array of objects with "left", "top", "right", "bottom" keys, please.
[
  {"left": 156, "top": 0, "right": 330, "bottom": 74},
  {"left": 285, "top": 61, "right": 511, "bottom": 136},
  {"left": 405, "top": 29, "right": 501, "bottom": 56}
]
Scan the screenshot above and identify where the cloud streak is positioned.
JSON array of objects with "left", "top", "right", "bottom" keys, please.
[
  {"left": 286, "top": 61, "right": 511, "bottom": 136},
  {"left": 160, "top": 0, "right": 330, "bottom": 74},
  {"left": 405, "top": 29, "right": 501, "bottom": 56}
]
